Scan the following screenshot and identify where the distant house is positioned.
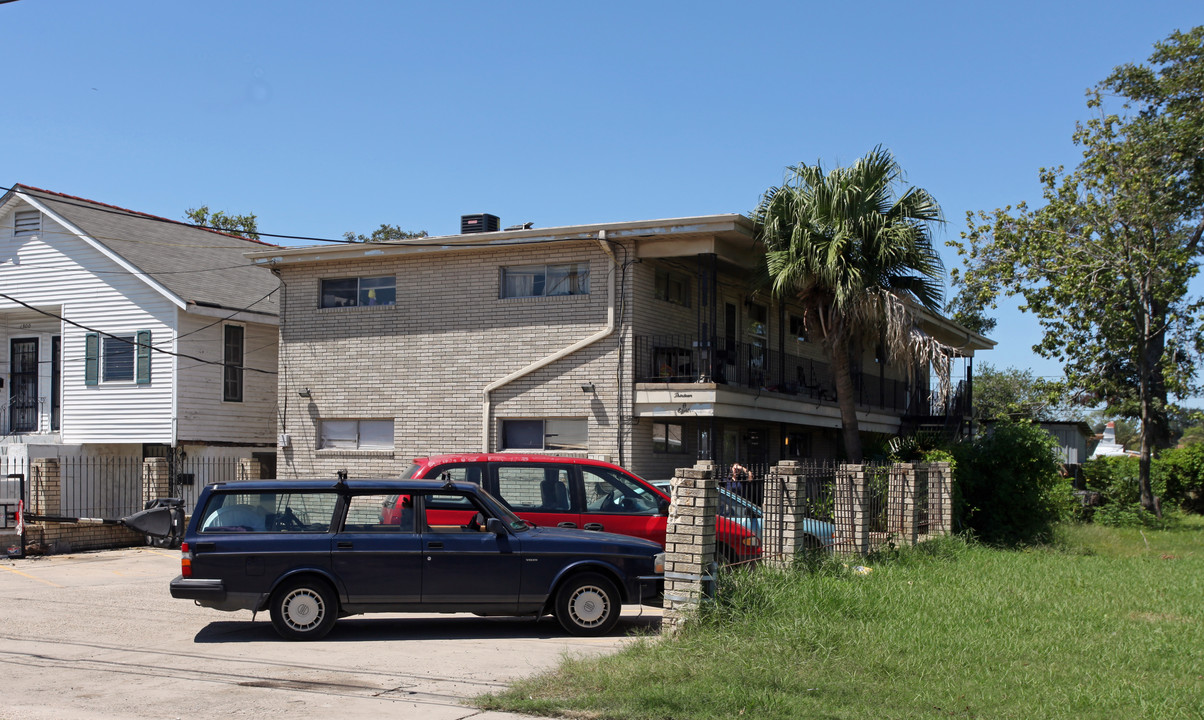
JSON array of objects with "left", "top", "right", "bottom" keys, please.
[
  {"left": 1090, "top": 421, "right": 1135, "bottom": 459},
  {"left": 981, "top": 420, "right": 1096, "bottom": 466},
  {"left": 247, "top": 213, "right": 993, "bottom": 481},
  {"left": 0, "top": 185, "right": 280, "bottom": 473},
  {"left": 1038, "top": 421, "right": 1096, "bottom": 465}
]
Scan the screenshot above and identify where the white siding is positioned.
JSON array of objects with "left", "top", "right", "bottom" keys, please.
[
  {"left": 0, "top": 203, "right": 177, "bottom": 443},
  {"left": 176, "top": 313, "right": 278, "bottom": 445}
]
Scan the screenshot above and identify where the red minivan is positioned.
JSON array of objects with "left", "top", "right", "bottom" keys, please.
[{"left": 389, "top": 454, "right": 761, "bottom": 564}]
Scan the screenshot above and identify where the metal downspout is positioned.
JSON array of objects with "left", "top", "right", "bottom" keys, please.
[{"left": 481, "top": 231, "right": 618, "bottom": 451}]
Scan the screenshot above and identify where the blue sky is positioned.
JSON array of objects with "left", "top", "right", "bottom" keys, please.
[{"left": 4, "top": 0, "right": 1200, "bottom": 392}]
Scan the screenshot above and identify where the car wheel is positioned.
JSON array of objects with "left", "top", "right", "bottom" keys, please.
[
  {"left": 802, "top": 534, "right": 822, "bottom": 551},
  {"left": 554, "top": 572, "right": 620, "bottom": 636},
  {"left": 270, "top": 577, "right": 337, "bottom": 641}
]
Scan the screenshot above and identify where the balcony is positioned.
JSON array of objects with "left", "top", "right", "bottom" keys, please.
[{"left": 634, "top": 334, "right": 971, "bottom": 430}]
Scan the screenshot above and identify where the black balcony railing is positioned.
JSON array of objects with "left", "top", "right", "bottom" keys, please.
[{"left": 635, "top": 334, "right": 970, "bottom": 418}]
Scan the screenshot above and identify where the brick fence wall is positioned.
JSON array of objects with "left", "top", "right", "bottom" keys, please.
[{"left": 664, "top": 459, "right": 954, "bottom": 629}]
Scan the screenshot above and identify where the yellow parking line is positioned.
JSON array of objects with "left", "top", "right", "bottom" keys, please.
[
  {"left": 0, "top": 563, "right": 63, "bottom": 588},
  {"left": 141, "top": 548, "right": 179, "bottom": 559}
]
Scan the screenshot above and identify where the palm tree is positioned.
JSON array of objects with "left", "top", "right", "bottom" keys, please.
[{"left": 754, "top": 146, "right": 948, "bottom": 462}]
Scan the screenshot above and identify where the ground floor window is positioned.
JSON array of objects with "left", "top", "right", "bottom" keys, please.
[
  {"left": 501, "top": 418, "right": 587, "bottom": 451},
  {"left": 319, "top": 419, "right": 394, "bottom": 449},
  {"left": 652, "top": 422, "right": 686, "bottom": 453}
]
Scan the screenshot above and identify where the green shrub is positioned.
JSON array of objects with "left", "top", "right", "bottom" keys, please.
[
  {"left": 1153, "top": 443, "right": 1204, "bottom": 512},
  {"left": 1084, "top": 444, "right": 1204, "bottom": 520},
  {"left": 951, "top": 419, "right": 1075, "bottom": 546},
  {"left": 1082, "top": 455, "right": 1156, "bottom": 507}
]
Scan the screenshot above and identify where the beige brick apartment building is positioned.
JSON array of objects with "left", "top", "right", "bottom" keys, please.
[{"left": 248, "top": 214, "right": 993, "bottom": 481}]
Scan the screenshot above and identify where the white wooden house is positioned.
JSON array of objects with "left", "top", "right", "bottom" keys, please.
[{"left": 0, "top": 185, "right": 279, "bottom": 471}]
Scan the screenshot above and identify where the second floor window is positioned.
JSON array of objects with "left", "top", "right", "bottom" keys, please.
[
  {"left": 789, "top": 314, "right": 808, "bottom": 343},
  {"left": 86, "top": 331, "right": 151, "bottom": 385},
  {"left": 747, "top": 302, "right": 768, "bottom": 338},
  {"left": 320, "top": 276, "right": 396, "bottom": 308},
  {"left": 104, "top": 335, "right": 135, "bottom": 381},
  {"left": 223, "top": 325, "right": 244, "bottom": 402},
  {"left": 654, "top": 269, "right": 691, "bottom": 307},
  {"left": 500, "top": 263, "right": 589, "bottom": 298}
]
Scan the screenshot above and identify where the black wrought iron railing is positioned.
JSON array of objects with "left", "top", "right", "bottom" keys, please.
[{"left": 635, "top": 334, "right": 966, "bottom": 416}]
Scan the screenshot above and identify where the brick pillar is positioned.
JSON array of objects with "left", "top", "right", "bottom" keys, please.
[
  {"left": 764, "top": 460, "right": 807, "bottom": 567},
  {"left": 30, "top": 458, "right": 61, "bottom": 516},
  {"left": 926, "top": 462, "right": 953, "bottom": 536},
  {"left": 833, "top": 464, "right": 868, "bottom": 556},
  {"left": 238, "top": 458, "right": 262, "bottom": 482},
  {"left": 663, "top": 460, "right": 718, "bottom": 634},
  {"left": 887, "top": 463, "right": 919, "bottom": 546},
  {"left": 142, "top": 458, "right": 171, "bottom": 504}
]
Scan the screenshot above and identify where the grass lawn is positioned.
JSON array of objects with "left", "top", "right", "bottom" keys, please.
[{"left": 480, "top": 517, "right": 1204, "bottom": 719}]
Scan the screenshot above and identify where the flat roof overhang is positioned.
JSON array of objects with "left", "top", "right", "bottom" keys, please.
[
  {"left": 246, "top": 214, "right": 759, "bottom": 268},
  {"left": 634, "top": 384, "right": 904, "bottom": 434}
]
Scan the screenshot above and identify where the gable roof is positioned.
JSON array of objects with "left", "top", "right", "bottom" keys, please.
[{"left": 3, "top": 184, "right": 279, "bottom": 318}]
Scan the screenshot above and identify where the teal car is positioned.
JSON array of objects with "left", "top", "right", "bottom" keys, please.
[{"left": 650, "top": 480, "right": 838, "bottom": 551}]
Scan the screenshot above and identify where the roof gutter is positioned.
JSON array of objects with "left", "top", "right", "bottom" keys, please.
[{"left": 481, "top": 231, "right": 617, "bottom": 451}]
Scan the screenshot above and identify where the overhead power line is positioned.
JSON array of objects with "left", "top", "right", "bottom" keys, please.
[
  {"left": 0, "top": 291, "right": 277, "bottom": 375},
  {"left": 3, "top": 184, "right": 634, "bottom": 251}
]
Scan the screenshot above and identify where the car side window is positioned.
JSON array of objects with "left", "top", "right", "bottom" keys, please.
[
  {"left": 424, "top": 463, "right": 485, "bottom": 485},
  {"left": 582, "top": 467, "right": 660, "bottom": 515},
  {"left": 199, "top": 491, "right": 337, "bottom": 533},
  {"left": 419, "top": 491, "right": 491, "bottom": 533},
  {"left": 495, "top": 464, "right": 576, "bottom": 512},
  {"left": 344, "top": 493, "right": 413, "bottom": 533}
]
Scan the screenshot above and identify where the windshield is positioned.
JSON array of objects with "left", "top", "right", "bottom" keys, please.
[{"left": 471, "top": 483, "right": 531, "bottom": 531}]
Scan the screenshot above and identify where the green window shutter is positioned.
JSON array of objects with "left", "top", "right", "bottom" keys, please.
[
  {"left": 84, "top": 333, "right": 99, "bottom": 386},
  {"left": 135, "top": 330, "right": 152, "bottom": 385}
]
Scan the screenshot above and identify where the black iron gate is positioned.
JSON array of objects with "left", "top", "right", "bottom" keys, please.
[{"left": 9, "top": 338, "right": 39, "bottom": 434}]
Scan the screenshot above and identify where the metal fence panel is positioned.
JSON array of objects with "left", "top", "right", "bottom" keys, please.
[
  {"left": 171, "top": 457, "right": 243, "bottom": 512},
  {"left": 51, "top": 457, "right": 144, "bottom": 520},
  {"left": 19, "top": 456, "right": 246, "bottom": 521}
]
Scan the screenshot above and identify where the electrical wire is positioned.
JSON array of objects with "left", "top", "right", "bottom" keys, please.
[
  {"left": 0, "top": 291, "right": 277, "bottom": 375},
  {"left": 4, "top": 184, "right": 662, "bottom": 251},
  {"left": 163, "top": 287, "right": 279, "bottom": 345}
]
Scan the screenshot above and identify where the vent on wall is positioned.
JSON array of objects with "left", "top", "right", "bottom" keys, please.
[{"left": 461, "top": 213, "right": 500, "bottom": 234}]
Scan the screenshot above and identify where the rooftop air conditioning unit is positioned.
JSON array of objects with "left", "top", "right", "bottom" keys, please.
[{"left": 461, "top": 213, "right": 500, "bottom": 234}]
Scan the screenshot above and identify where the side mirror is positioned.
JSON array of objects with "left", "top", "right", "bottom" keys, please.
[
  {"left": 657, "top": 497, "right": 670, "bottom": 516},
  {"left": 486, "top": 517, "right": 506, "bottom": 535}
]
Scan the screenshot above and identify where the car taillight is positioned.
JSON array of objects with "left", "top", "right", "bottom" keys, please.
[
  {"left": 742, "top": 536, "right": 761, "bottom": 548},
  {"left": 180, "top": 542, "right": 192, "bottom": 578}
]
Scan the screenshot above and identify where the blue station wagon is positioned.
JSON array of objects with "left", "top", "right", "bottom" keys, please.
[{"left": 170, "top": 478, "right": 664, "bottom": 640}]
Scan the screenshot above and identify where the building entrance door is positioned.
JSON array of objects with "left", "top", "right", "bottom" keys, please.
[{"left": 9, "top": 338, "right": 38, "bottom": 433}]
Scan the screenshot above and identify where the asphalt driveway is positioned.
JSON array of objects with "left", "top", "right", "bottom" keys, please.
[{"left": 0, "top": 547, "right": 661, "bottom": 720}]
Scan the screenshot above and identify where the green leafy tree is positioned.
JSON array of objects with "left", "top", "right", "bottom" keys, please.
[
  {"left": 973, "top": 364, "right": 1076, "bottom": 423},
  {"left": 343, "top": 224, "right": 428, "bottom": 243},
  {"left": 755, "top": 146, "right": 948, "bottom": 462},
  {"left": 184, "top": 205, "right": 259, "bottom": 240},
  {"left": 1166, "top": 405, "right": 1204, "bottom": 447},
  {"left": 949, "top": 28, "right": 1204, "bottom": 513},
  {"left": 945, "top": 274, "right": 997, "bottom": 336},
  {"left": 1178, "top": 420, "right": 1204, "bottom": 447}
]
